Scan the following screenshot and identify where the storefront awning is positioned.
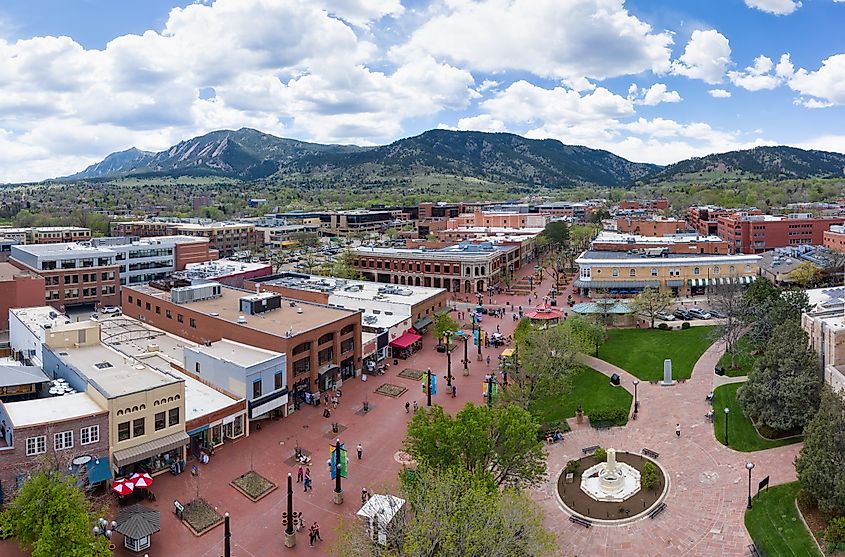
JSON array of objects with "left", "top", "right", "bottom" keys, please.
[
  {"left": 86, "top": 456, "right": 112, "bottom": 484},
  {"left": 390, "top": 331, "right": 422, "bottom": 350},
  {"left": 112, "top": 431, "right": 189, "bottom": 468},
  {"left": 666, "top": 280, "right": 684, "bottom": 287},
  {"left": 413, "top": 317, "right": 433, "bottom": 331},
  {"left": 573, "top": 279, "right": 660, "bottom": 289}
]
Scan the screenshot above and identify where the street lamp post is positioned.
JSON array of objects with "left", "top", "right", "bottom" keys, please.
[
  {"left": 463, "top": 335, "right": 469, "bottom": 371},
  {"left": 724, "top": 407, "right": 730, "bottom": 446},
  {"left": 426, "top": 368, "right": 432, "bottom": 407},
  {"left": 445, "top": 330, "right": 453, "bottom": 390},
  {"left": 333, "top": 438, "right": 344, "bottom": 504},
  {"left": 633, "top": 380, "right": 640, "bottom": 414},
  {"left": 224, "top": 513, "right": 231, "bottom": 557},
  {"left": 746, "top": 462, "right": 755, "bottom": 510},
  {"left": 284, "top": 473, "right": 295, "bottom": 547}
]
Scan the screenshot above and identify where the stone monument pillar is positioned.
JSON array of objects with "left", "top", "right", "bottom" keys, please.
[
  {"left": 661, "top": 359, "right": 675, "bottom": 386},
  {"left": 606, "top": 448, "right": 617, "bottom": 473}
]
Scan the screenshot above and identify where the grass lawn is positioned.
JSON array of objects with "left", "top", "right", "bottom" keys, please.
[
  {"left": 712, "top": 383, "right": 802, "bottom": 452},
  {"left": 596, "top": 326, "right": 716, "bottom": 381},
  {"left": 719, "top": 335, "right": 756, "bottom": 377},
  {"left": 745, "top": 482, "right": 822, "bottom": 557},
  {"left": 531, "top": 365, "right": 632, "bottom": 428}
]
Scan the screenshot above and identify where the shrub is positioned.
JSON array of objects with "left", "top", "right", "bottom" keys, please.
[
  {"left": 657, "top": 323, "right": 669, "bottom": 330},
  {"left": 681, "top": 321, "right": 691, "bottom": 329},
  {"left": 641, "top": 461, "right": 658, "bottom": 490},
  {"left": 587, "top": 407, "right": 628, "bottom": 426},
  {"left": 564, "top": 460, "right": 581, "bottom": 475},
  {"left": 593, "top": 447, "right": 607, "bottom": 462},
  {"left": 797, "top": 488, "right": 817, "bottom": 511},
  {"left": 826, "top": 517, "right": 845, "bottom": 552}
]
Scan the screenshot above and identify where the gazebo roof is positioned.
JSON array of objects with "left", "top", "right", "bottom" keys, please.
[
  {"left": 114, "top": 504, "right": 160, "bottom": 539},
  {"left": 524, "top": 303, "right": 563, "bottom": 320}
]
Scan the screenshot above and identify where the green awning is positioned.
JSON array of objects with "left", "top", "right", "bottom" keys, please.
[{"left": 86, "top": 457, "right": 112, "bottom": 484}]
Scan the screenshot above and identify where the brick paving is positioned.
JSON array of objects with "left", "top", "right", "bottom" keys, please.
[{"left": 0, "top": 263, "right": 797, "bottom": 557}]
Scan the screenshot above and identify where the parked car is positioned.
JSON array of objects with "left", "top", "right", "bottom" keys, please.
[
  {"left": 655, "top": 311, "right": 676, "bottom": 321},
  {"left": 687, "top": 308, "right": 712, "bottom": 320},
  {"left": 708, "top": 309, "right": 727, "bottom": 318},
  {"left": 673, "top": 309, "right": 695, "bottom": 320},
  {"left": 101, "top": 306, "right": 121, "bottom": 315}
]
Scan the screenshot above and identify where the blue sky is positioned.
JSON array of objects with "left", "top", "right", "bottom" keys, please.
[{"left": 0, "top": 0, "right": 844, "bottom": 182}]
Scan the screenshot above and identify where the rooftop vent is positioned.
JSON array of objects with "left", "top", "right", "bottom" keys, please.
[
  {"left": 94, "top": 362, "right": 113, "bottom": 370},
  {"left": 237, "top": 315, "right": 247, "bottom": 324}
]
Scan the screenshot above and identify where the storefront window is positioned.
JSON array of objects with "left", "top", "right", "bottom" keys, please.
[
  {"left": 154, "top": 412, "right": 166, "bottom": 431},
  {"left": 118, "top": 421, "right": 130, "bottom": 442}
]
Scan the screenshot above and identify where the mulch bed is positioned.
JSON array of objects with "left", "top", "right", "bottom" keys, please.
[
  {"left": 322, "top": 423, "right": 348, "bottom": 438},
  {"left": 755, "top": 422, "right": 803, "bottom": 441},
  {"left": 557, "top": 452, "right": 666, "bottom": 521},
  {"left": 283, "top": 448, "right": 312, "bottom": 467},
  {"left": 398, "top": 368, "right": 424, "bottom": 380},
  {"left": 230, "top": 470, "right": 277, "bottom": 502},
  {"left": 354, "top": 403, "right": 376, "bottom": 416},
  {"left": 182, "top": 498, "right": 224, "bottom": 535},
  {"left": 375, "top": 383, "right": 408, "bottom": 398},
  {"left": 797, "top": 497, "right": 835, "bottom": 555}
]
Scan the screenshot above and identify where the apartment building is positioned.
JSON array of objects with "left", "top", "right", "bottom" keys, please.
[
  {"left": 120, "top": 282, "right": 361, "bottom": 396},
  {"left": 686, "top": 206, "right": 762, "bottom": 236},
  {"left": 590, "top": 231, "right": 730, "bottom": 255},
  {"left": 574, "top": 250, "right": 760, "bottom": 297},
  {"left": 823, "top": 224, "right": 845, "bottom": 254},
  {"left": 0, "top": 226, "right": 91, "bottom": 245},
  {"left": 802, "top": 288, "right": 845, "bottom": 391},
  {"left": 0, "top": 262, "right": 45, "bottom": 331},
  {"left": 446, "top": 209, "right": 548, "bottom": 230},
  {"left": 618, "top": 199, "right": 669, "bottom": 211},
  {"left": 717, "top": 212, "right": 845, "bottom": 254},
  {"left": 614, "top": 216, "right": 690, "bottom": 237},
  {"left": 111, "top": 220, "right": 263, "bottom": 257},
  {"left": 351, "top": 241, "right": 520, "bottom": 293}
]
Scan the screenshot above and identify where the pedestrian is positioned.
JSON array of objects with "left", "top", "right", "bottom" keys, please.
[
  {"left": 452, "top": 384, "right": 457, "bottom": 398},
  {"left": 297, "top": 465, "right": 304, "bottom": 483},
  {"left": 361, "top": 486, "right": 369, "bottom": 504},
  {"left": 357, "top": 443, "right": 363, "bottom": 460},
  {"left": 496, "top": 324, "right": 500, "bottom": 333},
  {"left": 304, "top": 475, "right": 312, "bottom": 492},
  {"left": 313, "top": 522, "right": 322, "bottom": 541},
  {"left": 405, "top": 401, "right": 410, "bottom": 413},
  {"left": 486, "top": 355, "right": 491, "bottom": 366},
  {"left": 305, "top": 466, "right": 311, "bottom": 480},
  {"left": 309, "top": 525, "right": 316, "bottom": 546},
  {"left": 676, "top": 423, "right": 681, "bottom": 438},
  {"left": 413, "top": 401, "right": 418, "bottom": 412}
]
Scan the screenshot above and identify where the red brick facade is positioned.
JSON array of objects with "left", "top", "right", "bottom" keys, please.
[
  {"left": 0, "top": 263, "right": 45, "bottom": 330},
  {"left": 717, "top": 214, "right": 845, "bottom": 254}
]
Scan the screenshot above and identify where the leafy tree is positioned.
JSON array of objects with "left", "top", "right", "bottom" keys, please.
[
  {"left": 405, "top": 403, "right": 546, "bottom": 488},
  {"left": 0, "top": 469, "right": 111, "bottom": 557},
  {"left": 737, "top": 320, "right": 821, "bottom": 432},
  {"left": 790, "top": 262, "right": 823, "bottom": 288},
  {"left": 588, "top": 208, "right": 611, "bottom": 223},
  {"left": 433, "top": 312, "right": 460, "bottom": 342},
  {"left": 569, "top": 224, "right": 594, "bottom": 254},
  {"left": 291, "top": 231, "right": 320, "bottom": 250},
  {"left": 541, "top": 221, "right": 570, "bottom": 252},
  {"left": 741, "top": 280, "right": 810, "bottom": 350},
  {"left": 512, "top": 317, "right": 534, "bottom": 348},
  {"left": 641, "top": 461, "right": 658, "bottom": 490},
  {"left": 795, "top": 385, "right": 845, "bottom": 516},
  {"left": 591, "top": 288, "right": 616, "bottom": 334},
  {"left": 708, "top": 280, "right": 748, "bottom": 368},
  {"left": 629, "top": 287, "right": 673, "bottom": 329},
  {"left": 564, "top": 314, "right": 605, "bottom": 356},
  {"left": 508, "top": 324, "right": 578, "bottom": 408},
  {"left": 330, "top": 248, "right": 364, "bottom": 280}
]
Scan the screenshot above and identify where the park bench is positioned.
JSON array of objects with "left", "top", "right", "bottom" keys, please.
[
  {"left": 641, "top": 448, "right": 659, "bottom": 459},
  {"left": 592, "top": 423, "right": 612, "bottom": 431},
  {"left": 747, "top": 543, "right": 763, "bottom": 557},
  {"left": 648, "top": 502, "right": 667, "bottom": 519},
  {"left": 174, "top": 500, "right": 184, "bottom": 520},
  {"left": 582, "top": 445, "right": 599, "bottom": 455},
  {"left": 568, "top": 515, "right": 592, "bottom": 528}
]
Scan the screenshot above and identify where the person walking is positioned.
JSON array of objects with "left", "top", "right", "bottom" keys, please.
[
  {"left": 675, "top": 423, "right": 681, "bottom": 438},
  {"left": 309, "top": 524, "right": 316, "bottom": 546},
  {"left": 357, "top": 443, "right": 363, "bottom": 460},
  {"left": 405, "top": 401, "right": 410, "bottom": 413},
  {"left": 312, "top": 522, "right": 322, "bottom": 542},
  {"left": 303, "top": 475, "right": 312, "bottom": 492},
  {"left": 413, "top": 401, "right": 418, "bottom": 412},
  {"left": 297, "top": 465, "right": 304, "bottom": 483},
  {"left": 361, "top": 486, "right": 369, "bottom": 504},
  {"left": 452, "top": 384, "right": 457, "bottom": 398}
]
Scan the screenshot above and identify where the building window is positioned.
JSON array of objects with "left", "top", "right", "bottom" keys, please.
[
  {"left": 26, "top": 436, "right": 46, "bottom": 456},
  {"left": 252, "top": 379, "right": 262, "bottom": 398},
  {"left": 293, "top": 358, "right": 311, "bottom": 375},
  {"left": 133, "top": 418, "right": 145, "bottom": 437},
  {"left": 341, "top": 338, "right": 354, "bottom": 354},
  {"left": 713, "top": 266, "right": 720, "bottom": 275},
  {"left": 274, "top": 371, "right": 283, "bottom": 390},
  {"left": 80, "top": 425, "right": 99, "bottom": 445},
  {"left": 195, "top": 362, "right": 201, "bottom": 374},
  {"left": 145, "top": 302, "right": 151, "bottom": 311},
  {"left": 318, "top": 332, "right": 334, "bottom": 345},
  {"left": 745, "top": 264, "right": 752, "bottom": 272},
  {"left": 118, "top": 421, "right": 130, "bottom": 442},
  {"left": 189, "top": 318, "right": 196, "bottom": 328},
  {"left": 128, "top": 295, "right": 133, "bottom": 304},
  {"left": 693, "top": 267, "right": 700, "bottom": 275},
  {"left": 651, "top": 268, "right": 658, "bottom": 277},
  {"left": 54, "top": 431, "right": 73, "bottom": 451},
  {"left": 318, "top": 347, "right": 334, "bottom": 365},
  {"left": 292, "top": 342, "right": 311, "bottom": 356},
  {"left": 628, "top": 268, "right": 636, "bottom": 277},
  {"left": 166, "top": 309, "right": 172, "bottom": 319},
  {"left": 154, "top": 412, "right": 166, "bottom": 431},
  {"left": 155, "top": 305, "right": 161, "bottom": 315},
  {"left": 611, "top": 268, "right": 619, "bottom": 277},
  {"left": 168, "top": 407, "right": 180, "bottom": 427},
  {"left": 341, "top": 324, "right": 354, "bottom": 336},
  {"left": 177, "top": 314, "right": 184, "bottom": 323}
]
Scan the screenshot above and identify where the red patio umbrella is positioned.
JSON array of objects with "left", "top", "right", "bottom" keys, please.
[
  {"left": 112, "top": 478, "right": 135, "bottom": 496},
  {"left": 129, "top": 472, "right": 153, "bottom": 489}
]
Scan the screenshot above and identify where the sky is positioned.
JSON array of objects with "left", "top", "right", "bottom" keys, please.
[{"left": 1, "top": 0, "right": 844, "bottom": 183}]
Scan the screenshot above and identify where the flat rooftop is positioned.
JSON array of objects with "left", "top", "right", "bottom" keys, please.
[
  {"left": 444, "top": 226, "right": 544, "bottom": 235},
  {"left": 354, "top": 242, "right": 515, "bottom": 260},
  {"left": 57, "top": 342, "right": 181, "bottom": 399},
  {"left": 257, "top": 273, "right": 444, "bottom": 306},
  {"left": 0, "top": 261, "right": 37, "bottom": 281},
  {"left": 182, "top": 259, "right": 270, "bottom": 278},
  {"left": 594, "top": 231, "right": 725, "bottom": 244},
  {"left": 577, "top": 250, "right": 761, "bottom": 263},
  {"left": 12, "top": 243, "right": 116, "bottom": 258},
  {"left": 5, "top": 392, "right": 105, "bottom": 427},
  {"left": 186, "top": 339, "right": 282, "bottom": 368},
  {"left": 11, "top": 306, "right": 72, "bottom": 335},
  {"left": 129, "top": 285, "right": 356, "bottom": 337}
]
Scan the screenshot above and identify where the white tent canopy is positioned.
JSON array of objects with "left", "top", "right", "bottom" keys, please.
[{"left": 357, "top": 494, "right": 406, "bottom": 545}]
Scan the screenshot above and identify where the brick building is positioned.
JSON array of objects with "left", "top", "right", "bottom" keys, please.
[
  {"left": 823, "top": 224, "right": 845, "bottom": 253},
  {"left": 111, "top": 220, "right": 263, "bottom": 257},
  {"left": 717, "top": 212, "right": 845, "bottom": 254},
  {"left": 614, "top": 216, "right": 690, "bottom": 237},
  {"left": 0, "top": 262, "right": 45, "bottom": 331},
  {"left": 686, "top": 206, "right": 762, "bottom": 236},
  {"left": 120, "top": 283, "right": 362, "bottom": 396},
  {"left": 0, "top": 226, "right": 91, "bottom": 244},
  {"left": 446, "top": 209, "right": 548, "bottom": 230},
  {"left": 0, "top": 393, "right": 111, "bottom": 502},
  {"left": 618, "top": 199, "right": 669, "bottom": 211},
  {"left": 590, "top": 231, "right": 729, "bottom": 254}
]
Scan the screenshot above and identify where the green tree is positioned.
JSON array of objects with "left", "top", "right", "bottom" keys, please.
[
  {"left": 708, "top": 280, "right": 748, "bottom": 368},
  {"left": 405, "top": 403, "right": 546, "bottom": 488},
  {"left": 508, "top": 323, "right": 578, "bottom": 408},
  {"left": 0, "top": 469, "right": 111, "bottom": 557},
  {"left": 433, "top": 312, "right": 460, "bottom": 342},
  {"left": 737, "top": 320, "right": 821, "bottom": 432},
  {"left": 564, "top": 314, "right": 605, "bottom": 356},
  {"left": 795, "top": 385, "right": 845, "bottom": 516},
  {"left": 541, "top": 221, "right": 570, "bottom": 252},
  {"left": 641, "top": 461, "right": 658, "bottom": 490},
  {"left": 331, "top": 248, "right": 364, "bottom": 280},
  {"left": 629, "top": 287, "right": 673, "bottom": 329},
  {"left": 789, "top": 262, "right": 823, "bottom": 288}
]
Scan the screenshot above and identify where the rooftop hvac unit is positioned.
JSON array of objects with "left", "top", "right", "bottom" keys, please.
[
  {"left": 170, "top": 282, "right": 222, "bottom": 304},
  {"left": 240, "top": 292, "right": 281, "bottom": 315}
]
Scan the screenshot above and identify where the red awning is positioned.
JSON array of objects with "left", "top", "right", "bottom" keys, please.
[{"left": 390, "top": 331, "right": 423, "bottom": 350}]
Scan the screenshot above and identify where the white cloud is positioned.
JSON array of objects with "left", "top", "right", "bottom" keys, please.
[
  {"left": 452, "top": 114, "right": 507, "bottom": 133},
  {"left": 629, "top": 83, "right": 682, "bottom": 105},
  {"left": 727, "top": 55, "right": 784, "bottom": 91},
  {"left": 321, "top": 0, "right": 404, "bottom": 27},
  {"left": 793, "top": 134, "right": 845, "bottom": 154},
  {"left": 393, "top": 0, "right": 674, "bottom": 81},
  {"left": 709, "top": 89, "right": 732, "bottom": 98},
  {"left": 788, "top": 53, "right": 845, "bottom": 107},
  {"left": 670, "top": 29, "right": 732, "bottom": 84},
  {"left": 744, "top": 0, "right": 802, "bottom": 15}
]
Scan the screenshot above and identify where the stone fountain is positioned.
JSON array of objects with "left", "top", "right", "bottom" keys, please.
[{"left": 580, "top": 448, "right": 641, "bottom": 503}]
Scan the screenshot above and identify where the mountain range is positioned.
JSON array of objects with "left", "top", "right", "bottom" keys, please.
[{"left": 62, "top": 128, "right": 845, "bottom": 188}]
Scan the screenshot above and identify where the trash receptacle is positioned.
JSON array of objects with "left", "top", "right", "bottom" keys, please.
[
  {"left": 715, "top": 366, "right": 725, "bottom": 376},
  {"left": 610, "top": 373, "right": 621, "bottom": 386}
]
